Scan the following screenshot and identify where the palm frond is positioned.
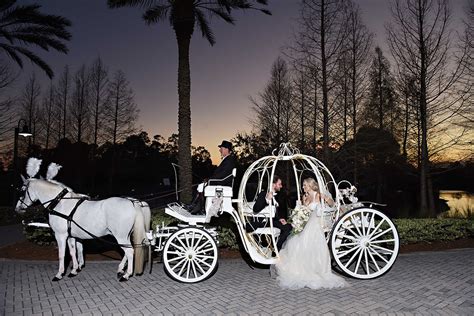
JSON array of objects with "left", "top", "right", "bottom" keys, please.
[
  {"left": 107, "top": 0, "right": 159, "bottom": 9},
  {"left": 203, "top": 7, "right": 235, "bottom": 24},
  {"left": 143, "top": 4, "right": 170, "bottom": 25},
  {"left": 13, "top": 45, "right": 54, "bottom": 78},
  {"left": 0, "top": 43, "right": 23, "bottom": 68},
  {"left": 0, "top": 0, "right": 15, "bottom": 12},
  {"left": 194, "top": 8, "right": 215, "bottom": 46}
]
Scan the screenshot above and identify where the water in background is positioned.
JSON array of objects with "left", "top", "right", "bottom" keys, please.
[{"left": 439, "top": 190, "right": 473, "bottom": 218}]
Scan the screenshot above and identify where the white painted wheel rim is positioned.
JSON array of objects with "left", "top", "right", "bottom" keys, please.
[
  {"left": 163, "top": 227, "right": 218, "bottom": 283},
  {"left": 330, "top": 208, "right": 399, "bottom": 279}
]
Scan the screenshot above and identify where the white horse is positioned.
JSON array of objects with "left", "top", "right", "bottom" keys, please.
[
  {"left": 16, "top": 177, "right": 147, "bottom": 281},
  {"left": 74, "top": 198, "right": 151, "bottom": 277}
]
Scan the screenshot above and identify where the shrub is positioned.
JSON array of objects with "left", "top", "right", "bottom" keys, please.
[{"left": 394, "top": 218, "right": 474, "bottom": 244}]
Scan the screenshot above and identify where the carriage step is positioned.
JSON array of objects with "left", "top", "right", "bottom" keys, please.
[{"left": 165, "top": 202, "right": 207, "bottom": 225}]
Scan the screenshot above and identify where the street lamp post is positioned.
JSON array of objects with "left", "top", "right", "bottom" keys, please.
[{"left": 12, "top": 118, "right": 32, "bottom": 207}]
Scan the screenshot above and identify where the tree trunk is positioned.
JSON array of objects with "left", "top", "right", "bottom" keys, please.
[
  {"left": 175, "top": 25, "right": 193, "bottom": 203},
  {"left": 321, "top": 0, "right": 330, "bottom": 162}
]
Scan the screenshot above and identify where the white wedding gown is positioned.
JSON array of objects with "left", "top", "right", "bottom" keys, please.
[{"left": 275, "top": 195, "right": 348, "bottom": 290}]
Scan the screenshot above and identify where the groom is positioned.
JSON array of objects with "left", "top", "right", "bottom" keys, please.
[{"left": 247, "top": 175, "right": 292, "bottom": 250}]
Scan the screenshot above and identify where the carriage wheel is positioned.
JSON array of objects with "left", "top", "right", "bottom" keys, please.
[
  {"left": 163, "top": 227, "right": 218, "bottom": 283},
  {"left": 329, "top": 207, "right": 399, "bottom": 279}
]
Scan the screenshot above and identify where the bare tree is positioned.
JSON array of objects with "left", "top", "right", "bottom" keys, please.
[
  {"left": 288, "top": 0, "right": 347, "bottom": 161},
  {"left": 363, "top": 47, "right": 399, "bottom": 133},
  {"left": 89, "top": 57, "right": 109, "bottom": 149},
  {"left": 387, "top": 0, "right": 469, "bottom": 216},
  {"left": 19, "top": 74, "right": 41, "bottom": 146},
  {"left": 70, "top": 65, "right": 91, "bottom": 143},
  {"left": 41, "top": 82, "right": 55, "bottom": 150},
  {"left": 0, "top": 62, "right": 16, "bottom": 154},
  {"left": 104, "top": 70, "right": 139, "bottom": 145},
  {"left": 251, "top": 57, "right": 295, "bottom": 148},
  {"left": 56, "top": 66, "right": 71, "bottom": 140}
]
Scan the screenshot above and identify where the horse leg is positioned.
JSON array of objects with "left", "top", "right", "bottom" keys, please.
[
  {"left": 76, "top": 240, "right": 85, "bottom": 271},
  {"left": 117, "top": 255, "right": 128, "bottom": 278},
  {"left": 67, "top": 238, "right": 79, "bottom": 277},
  {"left": 53, "top": 235, "right": 67, "bottom": 281},
  {"left": 118, "top": 246, "right": 134, "bottom": 282}
]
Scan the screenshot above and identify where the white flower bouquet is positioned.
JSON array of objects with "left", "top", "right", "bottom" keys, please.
[{"left": 289, "top": 202, "right": 312, "bottom": 234}]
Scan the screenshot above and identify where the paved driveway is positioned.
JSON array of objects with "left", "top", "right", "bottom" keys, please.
[{"left": 1, "top": 249, "right": 473, "bottom": 315}]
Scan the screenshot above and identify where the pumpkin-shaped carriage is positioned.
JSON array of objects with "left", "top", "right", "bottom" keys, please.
[{"left": 155, "top": 143, "right": 399, "bottom": 283}]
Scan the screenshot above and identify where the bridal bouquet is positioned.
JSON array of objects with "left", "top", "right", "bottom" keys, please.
[{"left": 289, "top": 203, "right": 312, "bottom": 234}]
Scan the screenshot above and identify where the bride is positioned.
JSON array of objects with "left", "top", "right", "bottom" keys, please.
[{"left": 275, "top": 178, "right": 347, "bottom": 290}]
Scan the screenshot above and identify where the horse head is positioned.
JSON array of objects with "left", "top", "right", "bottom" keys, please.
[
  {"left": 15, "top": 177, "right": 36, "bottom": 213},
  {"left": 15, "top": 178, "right": 68, "bottom": 213}
]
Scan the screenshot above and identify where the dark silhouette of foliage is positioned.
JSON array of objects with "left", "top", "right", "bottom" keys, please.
[{"left": 0, "top": 0, "right": 72, "bottom": 78}]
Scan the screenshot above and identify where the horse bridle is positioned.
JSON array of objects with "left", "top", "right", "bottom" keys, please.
[{"left": 17, "top": 182, "right": 33, "bottom": 210}]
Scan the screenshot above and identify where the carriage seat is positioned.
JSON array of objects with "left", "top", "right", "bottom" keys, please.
[
  {"left": 242, "top": 201, "right": 280, "bottom": 237},
  {"left": 204, "top": 168, "right": 237, "bottom": 198},
  {"left": 242, "top": 201, "right": 276, "bottom": 218}
]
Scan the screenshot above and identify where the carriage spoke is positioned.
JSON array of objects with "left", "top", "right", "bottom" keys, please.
[
  {"left": 344, "top": 247, "right": 362, "bottom": 268},
  {"left": 335, "top": 231, "right": 358, "bottom": 241},
  {"left": 171, "top": 258, "right": 187, "bottom": 272},
  {"left": 195, "top": 247, "right": 214, "bottom": 255},
  {"left": 364, "top": 248, "right": 370, "bottom": 275},
  {"left": 195, "top": 259, "right": 206, "bottom": 275},
  {"left": 176, "top": 237, "right": 188, "bottom": 250},
  {"left": 194, "top": 240, "right": 211, "bottom": 253},
  {"left": 350, "top": 214, "right": 363, "bottom": 236},
  {"left": 337, "top": 245, "right": 360, "bottom": 259},
  {"left": 196, "top": 254, "right": 215, "bottom": 260},
  {"left": 190, "top": 260, "right": 198, "bottom": 278},
  {"left": 360, "top": 211, "right": 366, "bottom": 235},
  {"left": 193, "top": 233, "right": 204, "bottom": 250},
  {"left": 354, "top": 247, "right": 364, "bottom": 273},
  {"left": 367, "top": 247, "right": 381, "bottom": 272},
  {"left": 368, "top": 247, "right": 389, "bottom": 264},
  {"left": 170, "top": 242, "right": 185, "bottom": 252},
  {"left": 185, "top": 261, "right": 191, "bottom": 279},
  {"left": 339, "top": 242, "right": 359, "bottom": 247},
  {"left": 368, "top": 218, "right": 386, "bottom": 239},
  {"left": 370, "top": 244, "right": 394, "bottom": 254},
  {"left": 195, "top": 257, "right": 213, "bottom": 268},
  {"left": 370, "top": 228, "right": 393, "bottom": 241},
  {"left": 167, "top": 254, "right": 186, "bottom": 262},
  {"left": 370, "top": 239, "right": 395, "bottom": 244}
]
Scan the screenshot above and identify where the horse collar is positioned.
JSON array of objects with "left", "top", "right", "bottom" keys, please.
[{"left": 46, "top": 188, "right": 69, "bottom": 212}]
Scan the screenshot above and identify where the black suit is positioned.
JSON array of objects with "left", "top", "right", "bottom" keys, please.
[
  {"left": 247, "top": 191, "right": 293, "bottom": 250},
  {"left": 208, "top": 154, "right": 236, "bottom": 186}
]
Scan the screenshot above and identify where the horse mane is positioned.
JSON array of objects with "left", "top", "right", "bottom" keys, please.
[{"left": 48, "top": 179, "right": 90, "bottom": 199}]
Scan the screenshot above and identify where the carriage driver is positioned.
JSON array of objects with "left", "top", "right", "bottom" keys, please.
[{"left": 186, "top": 140, "right": 236, "bottom": 214}]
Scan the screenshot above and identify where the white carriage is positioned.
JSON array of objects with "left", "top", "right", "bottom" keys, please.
[{"left": 152, "top": 143, "right": 400, "bottom": 283}]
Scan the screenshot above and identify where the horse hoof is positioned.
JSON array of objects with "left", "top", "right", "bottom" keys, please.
[
  {"left": 52, "top": 276, "right": 62, "bottom": 282},
  {"left": 119, "top": 276, "right": 128, "bottom": 282},
  {"left": 135, "top": 272, "right": 143, "bottom": 277},
  {"left": 68, "top": 273, "right": 77, "bottom": 278},
  {"left": 117, "top": 272, "right": 124, "bottom": 278}
]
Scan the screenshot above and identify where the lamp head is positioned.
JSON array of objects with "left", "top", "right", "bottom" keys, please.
[{"left": 18, "top": 123, "right": 32, "bottom": 137}]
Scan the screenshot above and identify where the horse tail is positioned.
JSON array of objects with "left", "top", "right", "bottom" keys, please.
[
  {"left": 132, "top": 204, "right": 147, "bottom": 275},
  {"left": 141, "top": 201, "right": 151, "bottom": 232}
]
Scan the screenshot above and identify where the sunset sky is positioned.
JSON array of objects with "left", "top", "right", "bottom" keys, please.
[{"left": 11, "top": 0, "right": 467, "bottom": 163}]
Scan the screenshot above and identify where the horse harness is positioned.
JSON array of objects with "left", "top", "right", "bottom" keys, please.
[
  {"left": 46, "top": 188, "right": 87, "bottom": 237},
  {"left": 42, "top": 189, "right": 143, "bottom": 248}
]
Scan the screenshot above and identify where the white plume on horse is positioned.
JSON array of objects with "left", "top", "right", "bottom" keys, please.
[
  {"left": 26, "top": 157, "right": 42, "bottom": 178},
  {"left": 47, "top": 163, "right": 62, "bottom": 180}
]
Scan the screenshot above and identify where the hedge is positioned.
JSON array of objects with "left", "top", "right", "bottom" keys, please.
[{"left": 17, "top": 207, "right": 474, "bottom": 248}]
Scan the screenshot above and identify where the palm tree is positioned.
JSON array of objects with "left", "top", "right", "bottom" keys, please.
[
  {"left": 108, "top": 0, "right": 270, "bottom": 202},
  {"left": 0, "top": 0, "right": 71, "bottom": 78}
]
